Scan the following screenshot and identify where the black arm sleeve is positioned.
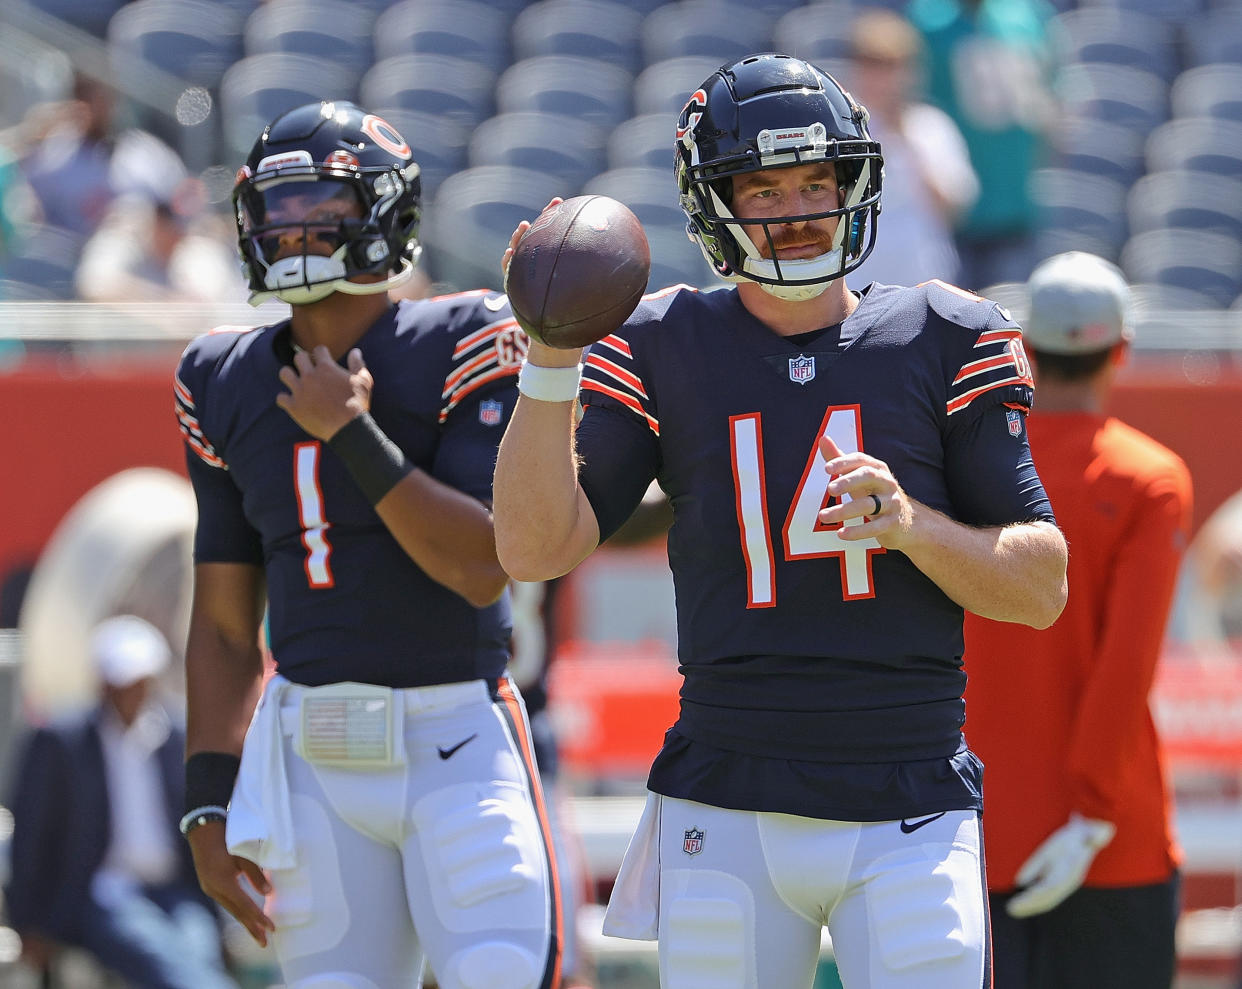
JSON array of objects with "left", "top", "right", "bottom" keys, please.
[
  {"left": 944, "top": 404, "right": 1056, "bottom": 527},
  {"left": 575, "top": 404, "right": 662, "bottom": 543}
]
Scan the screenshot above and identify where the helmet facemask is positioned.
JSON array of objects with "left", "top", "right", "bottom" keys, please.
[
  {"left": 676, "top": 55, "right": 883, "bottom": 301},
  {"left": 232, "top": 103, "right": 423, "bottom": 307}
]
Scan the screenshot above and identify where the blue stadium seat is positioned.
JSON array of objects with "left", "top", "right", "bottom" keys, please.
[
  {"left": 108, "top": 0, "right": 244, "bottom": 90},
  {"left": 1146, "top": 117, "right": 1242, "bottom": 178},
  {"left": 1171, "top": 64, "right": 1242, "bottom": 123},
  {"left": 496, "top": 57, "right": 634, "bottom": 130},
  {"left": 468, "top": 112, "right": 608, "bottom": 192},
  {"left": 0, "top": 223, "right": 84, "bottom": 300},
  {"left": 583, "top": 166, "right": 685, "bottom": 230},
  {"left": 583, "top": 167, "right": 716, "bottom": 290},
  {"left": 33, "top": 0, "right": 126, "bottom": 37},
  {"left": 608, "top": 114, "right": 677, "bottom": 170},
  {"left": 1055, "top": 63, "right": 1170, "bottom": 133},
  {"left": 1127, "top": 170, "right": 1242, "bottom": 239},
  {"left": 642, "top": 227, "right": 719, "bottom": 292},
  {"left": 1130, "top": 281, "right": 1225, "bottom": 311},
  {"left": 372, "top": 0, "right": 511, "bottom": 67},
  {"left": 1032, "top": 227, "right": 1124, "bottom": 266},
  {"left": 370, "top": 107, "right": 470, "bottom": 200},
  {"left": 360, "top": 55, "right": 497, "bottom": 129},
  {"left": 422, "top": 165, "right": 563, "bottom": 292},
  {"left": 1049, "top": 8, "right": 1179, "bottom": 80},
  {"left": 1185, "top": 6, "right": 1242, "bottom": 65},
  {"left": 1048, "top": 116, "right": 1147, "bottom": 184},
  {"left": 632, "top": 56, "right": 725, "bottom": 117},
  {"left": 512, "top": 0, "right": 644, "bottom": 72},
  {"left": 219, "top": 53, "right": 359, "bottom": 160},
  {"left": 771, "top": 5, "right": 857, "bottom": 68},
  {"left": 1120, "top": 228, "right": 1242, "bottom": 307},
  {"left": 1031, "top": 167, "right": 1129, "bottom": 255},
  {"left": 1077, "top": 0, "right": 1204, "bottom": 25},
  {"left": 641, "top": 1, "right": 776, "bottom": 65},
  {"left": 243, "top": 0, "right": 375, "bottom": 81}
]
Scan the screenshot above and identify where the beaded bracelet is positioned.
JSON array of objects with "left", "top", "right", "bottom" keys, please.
[{"left": 179, "top": 804, "right": 228, "bottom": 837}]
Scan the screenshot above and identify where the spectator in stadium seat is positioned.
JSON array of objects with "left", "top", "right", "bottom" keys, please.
[
  {"left": 17, "top": 72, "right": 187, "bottom": 239},
  {"left": 849, "top": 9, "right": 979, "bottom": 289},
  {"left": 906, "top": 0, "right": 1057, "bottom": 290},
  {"left": 964, "top": 252, "right": 1191, "bottom": 989},
  {"left": 75, "top": 178, "right": 246, "bottom": 304},
  {"left": 5, "top": 615, "right": 237, "bottom": 989}
]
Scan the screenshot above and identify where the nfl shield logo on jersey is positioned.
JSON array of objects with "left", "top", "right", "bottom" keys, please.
[
  {"left": 1006, "top": 408, "right": 1023, "bottom": 437},
  {"left": 479, "top": 400, "right": 504, "bottom": 426},
  {"left": 789, "top": 354, "right": 815, "bottom": 385},
  {"left": 683, "top": 827, "right": 704, "bottom": 856}
]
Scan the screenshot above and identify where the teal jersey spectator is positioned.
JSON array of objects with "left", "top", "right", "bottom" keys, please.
[{"left": 908, "top": 0, "right": 1055, "bottom": 239}]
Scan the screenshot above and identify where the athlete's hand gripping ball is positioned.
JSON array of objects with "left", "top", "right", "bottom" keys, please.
[{"left": 504, "top": 195, "right": 651, "bottom": 349}]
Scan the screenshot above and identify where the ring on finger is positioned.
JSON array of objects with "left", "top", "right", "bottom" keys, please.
[{"left": 867, "top": 493, "right": 882, "bottom": 517}]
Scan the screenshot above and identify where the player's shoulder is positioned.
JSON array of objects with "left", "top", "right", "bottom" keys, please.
[
  {"left": 609, "top": 282, "right": 723, "bottom": 346},
  {"left": 176, "top": 322, "right": 275, "bottom": 390},
  {"left": 914, "top": 278, "right": 1020, "bottom": 335},
  {"left": 400, "top": 291, "right": 525, "bottom": 419},
  {"left": 397, "top": 288, "right": 511, "bottom": 331},
  {"left": 393, "top": 290, "right": 520, "bottom": 355}
]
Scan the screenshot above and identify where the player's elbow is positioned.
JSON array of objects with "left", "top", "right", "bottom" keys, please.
[
  {"left": 458, "top": 566, "right": 511, "bottom": 609},
  {"left": 496, "top": 541, "right": 558, "bottom": 584},
  {"left": 1026, "top": 574, "right": 1069, "bottom": 629},
  {"left": 1022, "top": 537, "right": 1069, "bottom": 629}
]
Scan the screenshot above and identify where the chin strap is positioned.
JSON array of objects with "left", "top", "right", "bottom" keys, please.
[
  {"left": 707, "top": 185, "right": 841, "bottom": 301},
  {"left": 249, "top": 250, "right": 421, "bottom": 307}
]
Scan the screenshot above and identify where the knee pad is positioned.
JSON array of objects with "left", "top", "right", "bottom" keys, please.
[
  {"left": 287, "top": 975, "right": 383, "bottom": 989},
  {"left": 441, "top": 941, "right": 540, "bottom": 989},
  {"left": 661, "top": 872, "right": 751, "bottom": 989},
  {"left": 413, "top": 783, "right": 546, "bottom": 930},
  {"left": 866, "top": 845, "right": 980, "bottom": 971}
]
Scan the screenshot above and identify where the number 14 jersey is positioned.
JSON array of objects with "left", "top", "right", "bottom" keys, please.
[{"left": 575, "top": 281, "right": 1055, "bottom": 820}]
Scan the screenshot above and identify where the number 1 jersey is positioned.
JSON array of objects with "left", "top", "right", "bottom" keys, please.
[{"left": 175, "top": 292, "right": 525, "bottom": 689}]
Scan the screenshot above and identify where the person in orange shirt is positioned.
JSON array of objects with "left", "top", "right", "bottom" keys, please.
[{"left": 964, "top": 251, "right": 1192, "bottom": 989}]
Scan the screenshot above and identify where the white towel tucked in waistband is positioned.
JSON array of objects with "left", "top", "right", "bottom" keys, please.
[
  {"left": 602, "top": 791, "right": 662, "bottom": 941},
  {"left": 226, "top": 674, "right": 297, "bottom": 870}
]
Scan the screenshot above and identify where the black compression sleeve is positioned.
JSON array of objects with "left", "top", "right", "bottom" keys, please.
[{"left": 327, "top": 413, "right": 415, "bottom": 505}]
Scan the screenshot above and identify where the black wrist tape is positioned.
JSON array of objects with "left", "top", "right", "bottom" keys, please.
[
  {"left": 327, "top": 413, "right": 414, "bottom": 505},
  {"left": 184, "top": 751, "right": 241, "bottom": 814}
]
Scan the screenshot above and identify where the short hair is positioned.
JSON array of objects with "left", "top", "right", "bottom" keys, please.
[
  {"left": 850, "top": 10, "right": 923, "bottom": 65},
  {"left": 1030, "top": 347, "right": 1114, "bottom": 382}
]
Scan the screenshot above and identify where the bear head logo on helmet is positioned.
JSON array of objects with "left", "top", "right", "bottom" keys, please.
[{"left": 233, "top": 100, "right": 422, "bottom": 306}]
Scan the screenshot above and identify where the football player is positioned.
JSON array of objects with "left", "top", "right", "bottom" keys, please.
[
  {"left": 493, "top": 54, "right": 1068, "bottom": 989},
  {"left": 175, "top": 101, "right": 562, "bottom": 989}
]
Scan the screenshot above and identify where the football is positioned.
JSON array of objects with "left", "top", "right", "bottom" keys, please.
[{"left": 505, "top": 195, "right": 651, "bottom": 349}]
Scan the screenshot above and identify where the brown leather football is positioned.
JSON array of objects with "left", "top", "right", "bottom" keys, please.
[{"left": 505, "top": 195, "right": 651, "bottom": 349}]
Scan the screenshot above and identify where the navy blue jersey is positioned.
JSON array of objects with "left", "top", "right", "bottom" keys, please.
[
  {"left": 576, "top": 280, "right": 1054, "bottom": 820},
  {"left": 175, "top": 291, "right": 525, "bottom": 688}
]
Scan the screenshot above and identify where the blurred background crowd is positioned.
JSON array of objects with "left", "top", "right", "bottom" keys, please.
[{"left": 1, "top": 0, "right": 1242, "bottom": 986}]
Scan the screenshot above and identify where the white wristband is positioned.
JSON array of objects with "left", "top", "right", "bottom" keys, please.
[{"left": 517, "top": 361, "right": 583, "bottom": 403}]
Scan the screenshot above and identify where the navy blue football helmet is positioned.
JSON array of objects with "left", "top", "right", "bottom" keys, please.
[
  {"left": 233, "top": 100, "right": 422, "bottom": 305},
  {"left": 676, "top": 53, "right": 883, "bottom": 300}
]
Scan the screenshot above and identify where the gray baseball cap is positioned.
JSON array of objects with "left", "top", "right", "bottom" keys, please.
[{"left": 1024, "top": 252, "right": 1132, "bottom": 355}]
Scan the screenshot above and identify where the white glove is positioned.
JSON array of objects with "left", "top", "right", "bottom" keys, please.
[{"left": 1006, "top": 814, "right": 1116, "bottom": 918}]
